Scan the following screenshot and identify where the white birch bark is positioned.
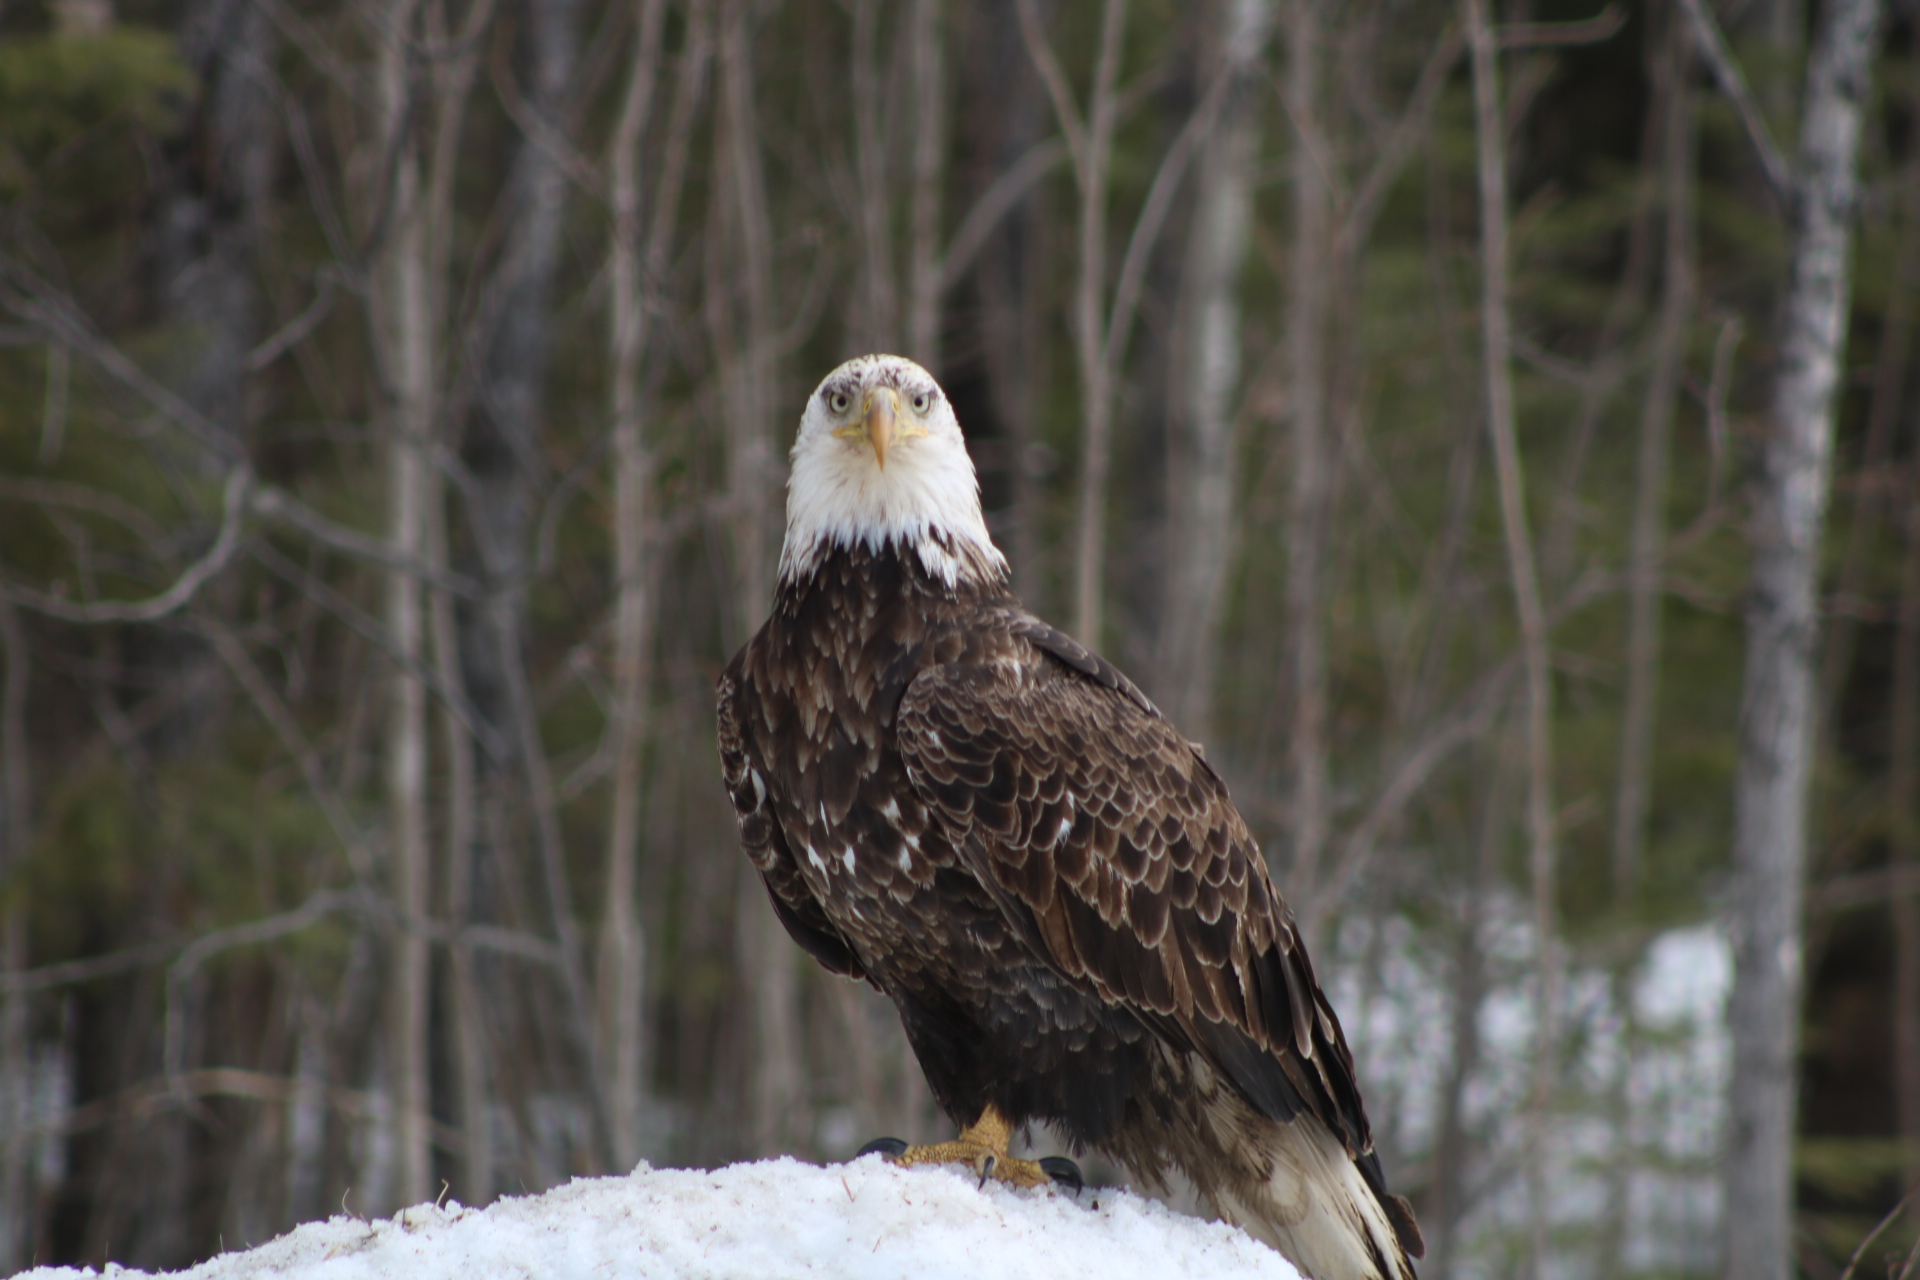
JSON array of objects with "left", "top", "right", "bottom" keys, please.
[
  {"left": 1159, "top": 0, "right": 1274, "bottom": 743},
  {"left": 1724, "top": 0, "right": 1882, "bottom": 1272},
  {"left": 1463, "top": 1, "right": 1559, "bottom": 1273}
]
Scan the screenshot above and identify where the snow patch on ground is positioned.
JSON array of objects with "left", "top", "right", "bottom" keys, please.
[{"left": 22, "top": 1155, "right": 1299, "bottom": 1280}]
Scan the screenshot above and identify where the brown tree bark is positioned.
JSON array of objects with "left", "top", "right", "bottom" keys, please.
[
  {"left": 370, "top": 0, "right": 434, "bottom": 1211},
  {"left": 1017, "top": 0, "right": 1128, "bottom": 648},
  {"left": 1281, "top": 0, "right": 1332, "bottom": 923},
  {"left": 1157, "top": 0, "right": 1274, "bottom": 742},
  {"left": 850, "top": 0, "right": 897, "bottom": 352},
  {"left": 601, "top": 0, "right": 677, "bottom": 1173},
  {"left": 0, "top": 602, "right": 29, "bottom": 1273},
  {"left": 712, "top": 0, "right": 804, "bottom": 1158},
  {"left": 1463, "top": 1, "right": 1559, "bottom": 1273},
  {"left": 1613, "top": 5, "right": 1696, "bottom": 904},
  {"left": 907, "top": 0, "right": 947, "bottom": 367},
  {"left": 422, "top": 0, "right": 498, "bottom": 1207},
  {"left": 1891, "top": 453, "right": 1920, "bottom": 1194},
  {"left": 1723, "top": 0, "right": 1883, "bottom": 1273}
]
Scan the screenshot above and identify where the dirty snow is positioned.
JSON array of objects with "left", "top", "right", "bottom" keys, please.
[{"left": 21, "top": 1155, "right": 1299, "bottom": 1280}]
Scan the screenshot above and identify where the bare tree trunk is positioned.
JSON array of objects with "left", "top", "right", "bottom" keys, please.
[
  {"left": 1158, "top": 0, "right": 1273, "bottom": 744},
  {"left": 601, "top": 0, "right": 671, "bottom": 1174},
  {"left": 850, "top": 0, "right": 897, "bottom": 351},
  {"left": 1724, "top": 0, "right": 1882, "bottom": 1274},
  {"left": 0, "top": 603, "right": 30, "bottom": 1272},
  {"left": 1613, "top": 6, "right": 1695, "bottom": 903},
  {"left": 1817, "top": 154, "right": 1919, "bottom": 735},
  {"left": 1892, "top": 464, "right": 1920, "bottom": 1189},
  {"left": 970, "top": 0, "right": 1052, "bottom": 596},
  {"left": 1428, "top": 735, "right": 1513, "bottom": 1280},
  {"left": 371, "top": 0, "right": 434, "bottom": 1211},
  {"left": 907, "top": 0, "right": 946, "bottom": 367},
  {"left": 713, "top": 0, "right": 803, "bottom": 1158},
  {"left": 429, "top": 463, "right": 489, "bottom": 1202},
  {"left": 1281, "top": 0, "right": 1332, "bottom": 923},
  {"left": 1463, "top": 1, "right": 1558, "bottom": 1273},
  {"left": 1017, "top": 0, "right": 1126, "bottom": 647}
]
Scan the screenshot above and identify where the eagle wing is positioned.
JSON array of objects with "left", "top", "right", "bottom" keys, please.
[
  {"left": 893, "top": 622, "right": 1373, "bottom": 1160},
  {"left": 717, "top": 667, "right": 866, "bottom": 980}
]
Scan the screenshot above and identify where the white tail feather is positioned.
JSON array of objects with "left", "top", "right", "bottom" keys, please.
[{"left": 1213, "top": 1112, "right": 1414, "bottom": 1280}]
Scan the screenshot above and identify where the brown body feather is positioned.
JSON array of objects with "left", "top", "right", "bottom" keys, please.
[{"left": 719, "top": 540, "right": 1420, "bottom": 1279}]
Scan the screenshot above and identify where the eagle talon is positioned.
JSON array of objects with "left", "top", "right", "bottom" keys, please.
[
  {"left": 1038, "top": 1156, "right": 1083, "bottom": 1195},
  {"left": 854, "top": 1137, "right": 909, "bottom": 1160},
  {"left": 978, "top": 1154, "right": 996, "bottom": 1188}
]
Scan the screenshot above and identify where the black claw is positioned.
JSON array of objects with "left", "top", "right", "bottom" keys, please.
[
  {"left": 1039, "top": 1156, "right": 1084, "bottom": 1196},
  {"left": 854, "top": 1137, "right": 908, "bottom": 1160},
  {"left": 978, "top": 1154, "right": 996, "bottom": 1188}
]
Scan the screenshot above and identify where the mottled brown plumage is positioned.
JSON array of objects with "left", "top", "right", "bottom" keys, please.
[{"left": 718, "top": 355, "right": 1420, "bottom": 1279}]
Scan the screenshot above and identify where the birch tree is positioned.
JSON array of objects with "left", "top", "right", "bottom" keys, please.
[{"left": 1720, "top": 0, "right": 1883, "bottom": 1272}]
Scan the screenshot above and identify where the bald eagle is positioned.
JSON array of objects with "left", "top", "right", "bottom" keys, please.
[{"left": 717, "top": 355, "right": 1422, "bottom": 1280}]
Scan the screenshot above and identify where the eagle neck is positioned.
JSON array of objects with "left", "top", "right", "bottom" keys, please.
[{"left": 773, "top": 536, "right": 1011, "bottom": 623}]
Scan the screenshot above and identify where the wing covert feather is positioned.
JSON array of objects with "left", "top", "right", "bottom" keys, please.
[
  {"left": 718, "top": 668, "right": 866, "bottom": 979},
  {"left": 895, "top": 652, "right": 1372, "bottom": 1158}
]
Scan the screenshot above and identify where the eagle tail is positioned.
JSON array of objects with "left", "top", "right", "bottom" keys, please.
[{"left": 1214, "top": 1110, "right": 1421, "bottom": 1280}]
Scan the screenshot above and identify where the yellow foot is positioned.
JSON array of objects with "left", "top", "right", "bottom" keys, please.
[{"left": 864, "top": 1105, "right": 1081, "bottom": 1192}]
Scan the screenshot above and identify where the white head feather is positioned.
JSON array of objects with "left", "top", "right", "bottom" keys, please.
[{"left": 779, "top": 354, "right": 1008, "bottom": 588}]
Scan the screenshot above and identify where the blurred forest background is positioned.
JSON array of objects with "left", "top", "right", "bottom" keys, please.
[{"left": 0, "top": 0, "right": 1917, "bottom": 1274}]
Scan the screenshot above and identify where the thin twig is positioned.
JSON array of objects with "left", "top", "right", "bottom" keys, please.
[
  {"left": 1, "top": 468, "right": 252, "bottom": 624},
  {"left": 251, "top": 485, "right": 480, "bottom": 599},
  {"left": 1837, "top": 1180, "right": 1920, "bottom": 1280},
  {"left": 937, "top": 140, "right": 1069, "bottom": 294},
  {"left": 1673, "top": 0, "right": 1792, "bottom": 203},
  {"left": 1497, "top": 4, "right": 1625, "bottom": 49}
]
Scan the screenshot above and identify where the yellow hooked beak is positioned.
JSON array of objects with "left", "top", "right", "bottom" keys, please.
[{"left": 863, "top": 387, "right": 899, "bottom": 469}]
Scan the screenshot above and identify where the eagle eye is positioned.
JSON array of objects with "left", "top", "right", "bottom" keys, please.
[
  {"left": 826, "top": 390, "right": 851, "bottom": 414},
  {"left": 910, "top": 391, "right": 932, "bottom": 414}
]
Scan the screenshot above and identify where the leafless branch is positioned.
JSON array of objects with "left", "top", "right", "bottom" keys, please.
[
  {"left": 247, "top": 273, "right": 340, "bottom": 371},
  {"left": 200, "top": 617, "right": 376, "bottom": 883},
  {"left": 251, "top": 485, "right": 480, "bottom": 598},
  {"left": 0, "top": 261, "right": 241, "bottom": 461},
  {"left": 2, "top": 468, "right": 252, "bottom": 624},
  {"left": 247, "top": 541, "right": 509, "bottom": 763},
  {"left": 0, "top": 477, "right": 171, "bottom": 546},
  {"left": 1013, "top": 0, "right": 1089, "bottom": 182},
  {"left": 1337, "top": 25, "right": 1465, "bottom": 256},
  {"left": 490, "top": 32, "right": 609, "bottom": 205},
  {"left": 1497, "top": 4, "right": 1625, "bottom": 49},
  {"left": 1674, "top": 0, "right": 1792, "bottom": 203},
  {"left": 937, "top": 139, "right": 1069, "bottom": 293}
]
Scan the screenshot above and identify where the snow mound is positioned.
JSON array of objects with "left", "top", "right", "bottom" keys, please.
[{"left": 23, "top": 1155, "right": 1300, "bottom": 1280}]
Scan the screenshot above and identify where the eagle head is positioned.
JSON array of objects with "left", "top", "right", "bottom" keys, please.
[{"left": 780, "top": 354, "right": 1009, "bottom": 589}]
